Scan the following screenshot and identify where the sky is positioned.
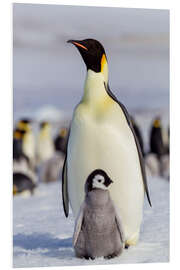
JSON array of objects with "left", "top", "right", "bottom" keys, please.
[{"left": 13, "top": 4, "right": 169, "bottom": 120}]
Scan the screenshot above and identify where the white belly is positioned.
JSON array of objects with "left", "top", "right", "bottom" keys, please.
[
  {"left": 67, "top": 104, "right": 144, "bottom": 241},
  {"left": 37, "top": 138, "right": 54, "bottom": 164}
]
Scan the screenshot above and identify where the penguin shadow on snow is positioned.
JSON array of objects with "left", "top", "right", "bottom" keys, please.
[{"left": 13, "top": 233, "right": 74, "bottom": 258}]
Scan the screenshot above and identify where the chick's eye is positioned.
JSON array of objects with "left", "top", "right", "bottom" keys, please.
[{"left": 98, "top": 179, "right": 102, "bottom": 183}]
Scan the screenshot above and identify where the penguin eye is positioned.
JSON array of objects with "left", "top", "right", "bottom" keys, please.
[{"left": 98, "top": 179, "right": 102, "bottom": 183}]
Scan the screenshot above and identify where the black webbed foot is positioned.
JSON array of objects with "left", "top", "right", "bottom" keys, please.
[
  {"left": 104, "top": 253, "right": 117, "bottom": 260},
  {"left": 84, "top": 255, "right": 95, "bottom": 260}
]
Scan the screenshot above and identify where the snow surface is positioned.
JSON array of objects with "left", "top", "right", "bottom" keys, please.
[{"left": 13, "top": 175, "right": 169, "bottom": 268}]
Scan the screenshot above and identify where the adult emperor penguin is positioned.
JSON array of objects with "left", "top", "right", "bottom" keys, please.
[{"left": 62, "top": 39, "right": 151, "bottom": 247}]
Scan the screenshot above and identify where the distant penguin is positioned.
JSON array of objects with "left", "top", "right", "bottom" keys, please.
[
  {"left": 54, "top": 127, "right": 68, "bottom": 155},
  {"left": 131, "top": 117, "right": 145, "bottom": 156},
  {"left": 13, "top": 172, "right": 36, "bottom": 196},
  {"left": 13, "top": 129, "right": 38, "bottom": 184},
  {"left": 13, "top": 129, "right": 30, "bottom": 173},
  {"left": 16, "top": 119, "right": 36, "bottom": 169},
  {"left": 73, "top": 169, "right": 125, "bottom": 260},
  {"left": 150, "top": 117, "right": 165, "bottom": 159},
  {"left": 36, "top": 121, "right": 55, "bottom": 166},
  {"left": 39, "top": 152, "right": 64, "bottom": 183},
  {"left": 145, "top": 153, "right": 160, "bottom": 177},
  {"left": 13, "top": 129, "right": 29, "bottom": 163}
]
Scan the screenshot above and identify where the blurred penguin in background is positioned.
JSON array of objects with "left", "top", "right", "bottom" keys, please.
[
  {"left": 36, "top": 121, "right": 55, "bottom": 166},
  {"left": 13, "top": 172, "right": 37, "bottom": 196},
  {"left": 13, "top": 129, "right": 29, "bottom": 170},
  {"left": 150, "top": 117, "right": 165, "bottom": 159},
  {"left": 39, "top": 152, "right": 64, "bottom": 183},
  {"left": 146, "top": 117, "right": 169, "bottom": 179},
  {"left": 54, "top": 127, "right": 68, "bottom": 155},
  {"left": 16, "top": 119, "right": 36, "bottom": 170},
  {"left": 131, "top": 117, "right": 145, "bottom": 157},
  {"left": 13, "top": 128, "right": 38, "bottom": 184}
]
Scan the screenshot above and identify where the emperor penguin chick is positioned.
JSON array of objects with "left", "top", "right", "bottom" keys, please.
[
  {"left": 36, "top": 121, "right": 55, "bottom": 166},
  {"left": 73, "top": 169, "right": 125, "bottom": 260}
]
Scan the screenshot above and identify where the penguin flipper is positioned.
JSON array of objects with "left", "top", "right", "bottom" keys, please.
[
  {"left": 62, "top": 156, "right": 69, "bottom": 217},
  {"left": 73, "top": 202, "right": 85, "bottom": 246},
  {"left": 106, "top": 83, "right": 152, "bottom": 207}
]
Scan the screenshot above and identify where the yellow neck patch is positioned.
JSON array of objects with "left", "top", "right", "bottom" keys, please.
[
  {"left": 60, "top": 129, "right": 67, "bottom": 137},
  {"left": 101, "top": 54, "right": 107, "bottom": 72},
  {"left": 13, "top": 185, "right": 18, "bottom": 195},
  {"left": 154, "top": 119, "right": 160, "bottom": 128},
  {"left": 14, "top": 131, "right": 21, "bottom": 140},
  {"left": 18, "top": 122, "right": 30, "bottom": 131}
]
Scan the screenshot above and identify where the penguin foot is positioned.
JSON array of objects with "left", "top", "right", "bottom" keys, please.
[
  {"left": 104, "top": 253, "right": 117, "bottom": 260},
  {"left": 125, "top": 232, "right": 139, "bottom": 247},
  {"left": 84, "top": 255, "right": 95, "bottom": 260}
]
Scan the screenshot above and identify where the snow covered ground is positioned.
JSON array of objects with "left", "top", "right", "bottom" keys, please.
[{"left": 13, "top": 174, "right": 169, "bottom": 268}]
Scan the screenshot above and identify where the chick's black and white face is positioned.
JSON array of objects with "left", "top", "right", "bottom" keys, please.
[
  {"left": 85, "top": 169, "right": 113, "bottom": 193},
  {"left": 92, "top": 174, "right": 107, "bottom": 190}
]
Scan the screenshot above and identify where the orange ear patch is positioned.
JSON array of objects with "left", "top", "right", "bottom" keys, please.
[
  {"left": 101, "top": 54, "right": 107, "bottom": 72},
  {"left": 72, "top": 42, "right": 88, "bottom": 51}
]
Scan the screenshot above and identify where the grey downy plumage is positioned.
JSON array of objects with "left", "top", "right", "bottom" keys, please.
[{"left": 73, "top": 169, "right": 125, "bottom": 260}]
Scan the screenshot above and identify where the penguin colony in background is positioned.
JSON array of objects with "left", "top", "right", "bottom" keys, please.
[
  {"left": 13, "top": 119, "right": 67, "bottom": 195},
  {"left": 62, "top": 38, "right": 152, "bottom": 249},
  {"left": 73, "top": 169, "right": 125, "bottom": 260},
  {"left": 13, "top": 114, "right": 168, "bottom": 196}
]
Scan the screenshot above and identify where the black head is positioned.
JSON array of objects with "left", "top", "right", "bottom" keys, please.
[
  {"left": 85, "top": 169, "right": 113, "bottom": 193},
  {"left": 19, "top": 118, "right": 31, "bottom": 124},
  {"left": 67, "top": 39, "right": 107, "bottom": 73},
  {"left": 40, "top": 121, "right": 49, "bottom": 129}
]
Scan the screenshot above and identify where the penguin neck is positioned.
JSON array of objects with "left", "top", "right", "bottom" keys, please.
[
  {"left": 82, "top": 68, "right": 112, "bottom": 109},
  {"left": 86, "top": 189, "right": 110, "bottom": 207}
]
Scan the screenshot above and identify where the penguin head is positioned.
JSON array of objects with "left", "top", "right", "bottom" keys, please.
[
  {"left": 13, "top": 129, "right": 26, "bottom": 140},
  {"left": 17, "top": 119, "right": 32, "bottom": 132},
  {"left": 153, "top": 117, "right": 161, "bottom": 128},
  {"left": 85, "top": 169, "right": 113, "bottom": 193},
  {"left": 40, "top": 121, "right": 52, "bottom": 137},
  {"left": 40, "top": 121, "right": 49, "bottom": 129},
  {"left": 67, "top": 39, "right": 108, "bottom": 82}
]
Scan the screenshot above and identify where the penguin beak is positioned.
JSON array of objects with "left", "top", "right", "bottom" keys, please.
[
  {"left": 109, "top": 179, "right": 113, "bottom": 184},
  {"left": 67, "top": 40, "right": 88, "bottom": 51}
]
